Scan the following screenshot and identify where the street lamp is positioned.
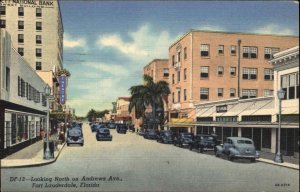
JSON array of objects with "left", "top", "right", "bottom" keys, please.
[
  {"left": 274, "top": 88, "right": 285, "bottom": 163},
  {"left": 44, "top": 84, "right": 52, "bottom": 160}
]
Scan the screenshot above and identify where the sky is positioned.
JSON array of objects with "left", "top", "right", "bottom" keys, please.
[{"left": 59, "top": 1, "right": 299, "bottom": 116}]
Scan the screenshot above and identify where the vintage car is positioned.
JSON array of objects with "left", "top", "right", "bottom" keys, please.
[
  {"left": 143, "top": 129, "right": 158, "bottom": 140},
  {"left": 215, "top": 137, "right": 260, "bottom": 162},
  {"left": 67, "top": 129, "right": 84, "bottom": 146},
  {"left": 189, "top": 134, "right": 217, "bottom": 153},
  {"left": 96, "top": 128, "right": 112, "bottom": 141},
  {"left": 116, "top": 124, "right": 127, "bottom": 134},
  {"left": 156, "top": 131, "right": 174, "bottom": 144},
  {"left": 174, "top": 132, "right": 194, "bottom": 147}
]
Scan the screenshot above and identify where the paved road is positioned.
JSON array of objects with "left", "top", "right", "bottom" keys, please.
[{"left": 1, "top": 123, "right": 299, "bottom": 192}]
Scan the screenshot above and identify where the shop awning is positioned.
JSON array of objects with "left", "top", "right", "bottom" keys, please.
[
  {"left": 115, "top": 116, "right": 132, "bottom": 121},
  {"left": 165, "top": 118, "right": 195, "bottom": 128}
]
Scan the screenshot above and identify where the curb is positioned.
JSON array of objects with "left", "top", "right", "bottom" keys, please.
[
  {"left": 1, "top": 142, "right": 66, "bottom": 169},
  {"left": 257, "top": 158, "right": 299, "bottom": 170}
]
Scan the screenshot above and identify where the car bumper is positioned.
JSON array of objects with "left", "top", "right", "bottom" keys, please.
[
  {"left": 97, "top": 137, "right": 112, "bottom": 141},
  {"left": 234, "top": 154, "right": 259, "bottom": 159},
  {"left": 67, "top": 140, "right": 84, "bottom": 144}
]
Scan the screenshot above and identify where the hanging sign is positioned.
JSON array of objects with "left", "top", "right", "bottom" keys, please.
[{"left": 59, "top": 76, "right": 66, "bottom": 105}]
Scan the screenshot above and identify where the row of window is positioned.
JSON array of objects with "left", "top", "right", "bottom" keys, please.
[
  {"left": 17, "top": 76, "right": 46, "bottom": 106},
  {"left": 0, "top": 19, "right": 42, "bottom": 30},
  {"left": 281, "top": 72, "right": 299, "bottom": 100},
  {"left": 17, "top": 34, "right": 42, "bottom": 44},
  {"left": 0, "top": 6, "right": 42, "bottom": 17},
  {"left": 17, "top": 47, "right": 42, "bottom": 57},
  {"left": 197, "top": 115, "right": 272, "bottom": 122}
]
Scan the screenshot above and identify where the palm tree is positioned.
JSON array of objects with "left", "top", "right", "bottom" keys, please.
[{"left": 128, "top": 75, "right": 170, "bottom": 130}]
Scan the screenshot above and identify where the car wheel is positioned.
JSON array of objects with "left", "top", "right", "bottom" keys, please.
[
  {"left": 250, "top": 158, "right": 255, "bottom": 163},
  {"left": 67, "top": 143, "right": 70, "bottom": 146},
  {"left": 189, "top": 145, "right": 192, "bottom": 151},
  {"left": 228, "top": 153, "right": 234, "bottom": 161},
  {"left": 199, "top": 147, "right": 204, "bottom": 153},
  {"left": 81, "top": 143, "right": 84, "bottom": 146},
  {"left": 215, "top": 151, "right": 220, "bottom": 157},
  {"left": 179, "top": 143, "right": 183, "bottom": 148}
]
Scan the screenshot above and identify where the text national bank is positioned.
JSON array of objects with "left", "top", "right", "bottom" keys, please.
[{"left": 1, "top": 0, "right": 54, "bottom": 6}]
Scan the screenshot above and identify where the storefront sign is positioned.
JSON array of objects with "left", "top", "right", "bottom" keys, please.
[
  {"left": 1, "top": 0, "right": 54, "bottom": 8},
  {"left": 59, "top": 76, "right": 66, "bottom": 105},
  {"left": 216, "top": 105, "right": 227, "bottom": 113}
]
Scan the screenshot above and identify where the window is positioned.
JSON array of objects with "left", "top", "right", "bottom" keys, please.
[
  {"left": 200, "top": 44, "right": 209, "bottom": 57},
  {"left": 230, "top": 67, "right": 236, "bottom": 76},
  {"left": 200, "top": 66, "right": 209, "bottom": 78},
  {"left": 26, "top": 83, "right": 28, "bottom": 99},
  {"left": 36, "top": 22, "right": 42, "bottom": 30},
  {"left": 241, "top": 89, "right": 257, "bottom": 99},
  {"left": 230, "top": 88, "right": 236, "bottom": 97},
  {"left": 172, "top": 74, "right": 174, "bottom": 84},
  {"left": 184, "top": 47, "right": 187, "bottom": 59},
  {"left": 163, "top": 68, "right": 169, "bottom": 77},
  {"left": 184, "top": 68, "right": 187, "bottom": 80},
  {"left": 184, "top": 89, "right": 187, "bottom": 101},
  {"left": 177, "top": 71, "right": 180, "bottom": 82},
  {"left": 243, "top": 46, "right": 257, "bottom": 58},
  {"left": 36, "top": 48, "right": 42, "bottom": 57},
  {"left": 218, "top": 88, "right": 223, "bottom": 97},
  {"left": 231, "top": 45, "right": 236, "bottom": 55},
  {"left": 264, "top": 47, "right": 279, "bottom": 59},
  {"left": 42, "top": 94, "right": 46, "bottom": 106},
  {"left": 18, "top": 21, "right": 24, "bottom": 29},
  {"left": 264, "top": 89, "right": 273, "bottom": 97},
  {"left": 18, "top": 7, "right": 24, "bottom": 16},
  {"left": 0, "top": 6, "right": 5, "bottom": 15},
  {"left": 18, "top": 48, "right": 24, "bottom": 56},
  {"left": 177, "top": 90, "right": 181, "bottom": 102},
  {"left": 6, "top": 67, "right": 10, "bottom": 91},
  {"left": 264, "top": 69, "right": 274, "bottom": 80},
  {"left": 36, "top": 35, "right": 42, "bottom": 44},
  {"left": 18, "top": 76, "right": 21, "bottom": 96},
  {"left": 21, "top": 78, "right": 25, "bottom": 97},
  {"left": 281, "top": 72, "right": 299, "bottom": 100},
  {"left": 200, "top": 88, "right": 209, "bottom": 100},
  {"left": 177, "top": 51, "right": 181, "bottom": 62},
  {"left": 172, "top": 92, "right": 174, "bottom": 103},
  {"left": 18, "top": 34, "right": 24, "bottom": 43},
  {"left": 242, "top": 68, "right": 257, "bottom": 80},
  {"left": 172, "top": 55, "right": 175, "bottom": 66},
  {"left": 218, "top": 66, "right": 224, "bottom": 75},
  {"left": 36, "top": 62, "right": 42, "bottom": 70},
  {"left": 36, "top": 8, "right": 42, "bottom": 17},
  {"left": 0, "top": 20, "right": 5, "bottom": 28},
  {"left": 218, "top": 45, "right": 224, "bottom": 54}
]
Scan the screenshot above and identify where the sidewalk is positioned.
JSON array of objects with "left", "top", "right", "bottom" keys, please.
[{"left": 256, "top": 151, "right": 299, "bottom": 170}]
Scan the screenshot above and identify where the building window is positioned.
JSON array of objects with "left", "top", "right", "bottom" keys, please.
[
  {"left": 177, "top": 51, "right": 181, "bottom": 62},
  {"left": 21, "top": 79, "right": 25, "bottom": 97},
  {"left": 218, "top": 66, "right": 224, "bottom": 76},
  {"left": 36, "top": 48, "right": 42, "bottom": 57},
  {"left": 177, "top": 71, "right": 180, "bottom": 82},
  {"left": 26, "top": 83, "right": 28, "bottom": 99},
  {"left": 231, "top": 45, "right": 236, "bottom": 55},
  {"left": 243, "top": 46, "right": 257, "bottom": 58},
  {"left": 0, "top": 19, "right": 5, "bottom": 28},
  {"left": 264, "top": 69, "right": 274, "bottom": 80},
  {"left": 0, "top": 6, "right": 5, "bottom": 15},
  {"left": 36, "top": 62, "right": 42, "bottom": 70},
  {"left": 18, "top": 34, "right": 24, "bottom": 43},
  {"left": 200, "top": 44, "right": 209, "bottom": 57},
  {"left": 281, "top": 72, "right": 299, "bottom": 100},
  {"left": 172, "top": 92, "right": 174, "bottom": 103},
  {"left": 177, "top": 90, "right": 181, "bottom": 102},
  {"left": 218, "top": 88, "right": 223, "bottom": 97},
  {"left": 42, "top": 94, "right": 46, "bottom": 106},
  {"left": 184, "top": 47, "right": 187, "bottom": 59},
  {"left": 172, "top": 74, "right": 174, "bottom": 84},
  {"left": 172, "top": 55, "right": 175, "bottom": 67},
  {"left": 264, "top": 47, "right": 279, "bottom": 59},
  {"left": 163, "top": 68, "right": 169, "bottom": 77},
  {"left": 18, "top": 48, "right": 24, "bottom": 56},
  {"left": 184, "top": 68, "right": 187, "bottom": 80},
  {"left": 18, "top": 21, "right": 24, "bottom": 29},
  {"left": 200, "top": 88, "right": 209, "bottom": 100},
  {"left": 18, "top": 76, "right": 21, "bottom": 96},
  {"left": 241, "top": 89, "right": 257, "bottom": 99},
  {"left": 230, "top": 88, "right": 236, "bottom": 97},
  {"left": 36, "top": 22, "right": 42, "bottom": 30},
  {"left": 36, "top": 35, "right": 42, "bottom": 44},
  {"left": 184, "top": 89, "right": 187, "bottom": 101},
  {"left": 230, "top": 67, "right": 236, "bottom": 76},
  {"left": 200, "top": 66, "right": 209, "bottom": 78},
  {"left": 264, "top": 89, "right": 273, "bottom": 97},
  {"left": 5, "top": 67, "right": 10, "bottom": 91},
  {"left": 242, "top": 68, "right": 257, "bottom": 80},
  {"left": 218, "top": 45, "right": 224, "bottom": 54},
  {"left": 18, "top": 7, "right": 24, "bottom": 16},
  {"left": 36, "top": 8, "right": 42, "bottom": 17}
]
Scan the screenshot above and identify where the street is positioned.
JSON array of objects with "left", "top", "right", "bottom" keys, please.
[{"left": 1, "top": 123, "right": 299, "bottom": 192}]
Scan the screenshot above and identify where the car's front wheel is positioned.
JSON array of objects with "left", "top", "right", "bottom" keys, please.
[
  {"left": 199, "top": 147, "right": 204, "bottom": 153},
  {"left": 228, "top": 153, "right": 234, "bottom": 161},
  {"left": 215, "top": 151, "right": 219, "bottom": 157}
]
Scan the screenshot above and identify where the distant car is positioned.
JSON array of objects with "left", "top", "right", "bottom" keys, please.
[
  {"left": 96, "top": 128, "right": 112, "bottom": 141},
  {"left": 143, "top": 129, "right": 158, "bottom": 140},
  {"left": 116, "top": 124, "right": 127, "bottom": 134},
  {"left": 174, "top": 132, "right": 194, "bottom": 147},
  {"left": 157, "top": 131, "right": 174, "bottom": 143},
  {"left": 107, "top": 123, "right": 116, "bottom": 129},
  {"left": 67, "top": 129, "right": 84, "bottom": 146},
  {"left": 189, "top": 134, "right": 217, "bottom": 153},
  {"left": 91, "top": 124, "right": 99, "bottom": 132},
  {"left": 215, "top": 137, "right": 260, "bottom": 162}
]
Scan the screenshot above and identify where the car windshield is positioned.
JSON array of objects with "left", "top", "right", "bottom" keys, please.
[
  {"left": 164, "top": 132, "right": 173, "bottom": 136},
  {"left": 100, "top": 129, "right": 110, "bottom": 133},
  {"left": 237, "top": 140, "right": 252, "bottom": 144},
  {"left": 202, "top": 136, "right": 214, "bottom": 140},
  {"left": 68, "top": 130, "right": 82, "bottom": 136}
]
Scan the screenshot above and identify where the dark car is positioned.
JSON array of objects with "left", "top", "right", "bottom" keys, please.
[
  {"left": 189, "top": 134, "right": 217, "bottom": 153},
  {"left": 174, "top": 132, "right": 194, "bottom": 147},
  {"left": 67, "top": 129, "right": 84, "bottom": 146},
  {"left": 96, "top": 128, "right": 112, "bottom": 141},
  {"left": 143, "top": 129, "right": 158, "bottom": 140},
  {"left": 116, "top": 124, "right": 127, "bottom": 134},
  {"left": 107, "top": 123, "right": 116, "bottom": 129},
  {"left": 157, "top": 131, "right": 174, "bottom": 144},
  {"left": 91, "top": 124, "right": 99, "bottom": 132}
]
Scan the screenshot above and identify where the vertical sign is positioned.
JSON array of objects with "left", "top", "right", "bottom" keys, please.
[{"left": 59, "top": 76, "right": 66, "bottom": 105}]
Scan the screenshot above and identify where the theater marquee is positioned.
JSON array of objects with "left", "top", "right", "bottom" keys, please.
[{"left": 0, "top": 0, "right": 55, "bottom": 8}]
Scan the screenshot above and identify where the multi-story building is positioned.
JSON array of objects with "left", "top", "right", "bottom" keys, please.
[
  {"left": 115, "top": 97, "right": 131, "bottom": 124},
  {"left": 0, "top": 0, "right": 64, "bottom": 111},
  {"left": 168, "top": 30, "right": 299, "bottom": 121}
]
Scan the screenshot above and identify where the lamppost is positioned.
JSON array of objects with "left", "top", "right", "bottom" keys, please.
[
  {"left": 274, "top": 88, "right": 285, "bottom": 163},
  {"left": 44, "top": 84, "right": 52, "bottom": 160}
]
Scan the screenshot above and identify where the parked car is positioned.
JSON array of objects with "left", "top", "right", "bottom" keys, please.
[
  {"left": 107, "top": 123, "right": 116, "bottom": 129},
  {"left": 174, "top": 132, "right": 194, "bottom": 147},
  {"left": 157, "top": 131, "right": 174, "bottom": 144},
  {"left": 143, "top": 129, "right": 158, "bottom": 140},
  {"left": 215, "top": 137, "right": 260, "bottom": 162},
  {"left": 96, "top": 128, "right": 112, "bottom": 141},
  {"left": 67, "top": 129, "right": 84, "bottom": 146},
  {"left": 91, "top": 124, "right": 99, "bottom": 132},
  {"left": 189, "top": 134, "right": 217, "bottom": 153},
  {"left": 116, "top": 124, "right": 127, "bottom": 134}
]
